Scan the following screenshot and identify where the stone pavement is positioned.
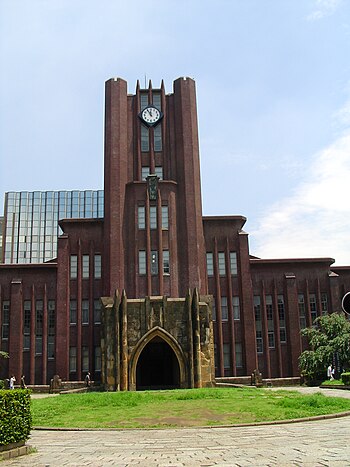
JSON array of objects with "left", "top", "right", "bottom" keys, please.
[{"left": 2, "top": 387, "right": 350, "bottom": 467}]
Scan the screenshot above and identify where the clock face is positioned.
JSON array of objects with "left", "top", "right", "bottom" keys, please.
[{"left": 140, "top": 106, "right": 162, "bottom": 126}]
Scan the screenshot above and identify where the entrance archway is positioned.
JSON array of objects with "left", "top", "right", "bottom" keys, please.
[{"left": 136, "top": 336, "right": 180, "bottom": 390}]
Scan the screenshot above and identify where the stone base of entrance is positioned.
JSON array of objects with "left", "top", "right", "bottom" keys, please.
[{"left": 100, "top": 289, "right": 215, "bottom": 391}]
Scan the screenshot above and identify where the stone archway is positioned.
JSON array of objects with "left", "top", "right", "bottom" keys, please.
[
  {"left": 136, "top": 336, "right": 180, "bottom": 390},
  {"left": 129, "top": 327, "right": 187, "bottom": 391}
]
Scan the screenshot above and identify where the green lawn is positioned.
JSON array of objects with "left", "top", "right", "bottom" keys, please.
[
  {"left": 31, "top": 387, "right": 350, "bottom": 429},
  {"left": 320, "top": 379, "right": 344, "bottom": 386}
]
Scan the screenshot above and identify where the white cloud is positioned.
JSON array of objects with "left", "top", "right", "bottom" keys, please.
[
  {"left": 252, "top": 125, "right": 350, "bottom": 265},
  {"left": 306, "top": 0, "right": 343, "bottom": 21}
]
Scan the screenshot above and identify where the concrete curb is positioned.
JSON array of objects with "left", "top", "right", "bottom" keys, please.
[
  {"left": 0, "top": 444, "right": 33, "bottom": 461},
  {"left": 32, "top": 410, "right": 350, "bottom": 432}
]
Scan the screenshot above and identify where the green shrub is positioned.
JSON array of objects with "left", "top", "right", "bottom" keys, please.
[
  {"left": 0, "top": 380, "right": 5, "bottom": 390},
  {"left": 0, "top": 389, "right": 32, "bottom": 446},
  {"left": 341, "top": 372, "right": 350, "bottom": 385}
]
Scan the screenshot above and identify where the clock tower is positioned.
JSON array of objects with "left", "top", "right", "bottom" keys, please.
[
  {"left": 101, "top": 77, "right": 214, "bottom": 390},
  {"left": 103, "top": 77, "right": 207, "bottom": 299}
]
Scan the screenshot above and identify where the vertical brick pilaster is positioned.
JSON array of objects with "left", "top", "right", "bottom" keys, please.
[
  {"left": 77, "top": 239, "right": 82, "bottom": 380},
  {"left": 285, "top": 274, "right": 301, "bottom": 376},
  {"left": 261, "top": 281, "right": 271, "bottom": 378},
  {"left": 9, "top": 279, "right": 23, "bottom": 381},
  {"left": 272, "top": 279, "right": 283, "bottom": 377},
  {"left": 157, "top": 190, "right": 163, "bottom": 296},
  {"left": 329, "top": 272, "right": 341, "bottom": 312},
  {"left": 56, "top": 234, "right": 70, "bottom": 380},
  {"left": 213, "top": 238, "right": 224, "bottom": 376},
  {"left": 30, "top": 284, "right": 36, "bottom": 384},
  {"left": 238, "top": 232, "right": 256, "bottom": 374},
  {"left": 103, "top": 78, "right": 128, "bottom": 296},
  {"left": 42, "top": 284, "right": 48, "bottom": 384}
]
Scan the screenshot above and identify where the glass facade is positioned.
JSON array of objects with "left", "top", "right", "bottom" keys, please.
[{"left": 2, "top": 190, "right": 103, "bottom": 264}]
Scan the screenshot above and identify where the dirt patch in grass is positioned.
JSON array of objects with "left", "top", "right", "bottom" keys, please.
[{"left": 133, "top": 408, "right": 246, "bottom": 427}]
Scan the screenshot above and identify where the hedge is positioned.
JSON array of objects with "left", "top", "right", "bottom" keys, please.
[
  {"left": 341, "top": 372, "right": 350, "bottom": 385},
  {"left": 0, "top": 389, "right": 32, "bottom": 446}
]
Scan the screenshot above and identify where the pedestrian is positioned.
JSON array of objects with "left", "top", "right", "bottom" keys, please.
[
  {"left": 327, "top": 364, "right": 333, "bottom": 380},
  {"left": 20, "top": 375, "right": 27, "bottom": 389},
  {"left": 9, "top": 375, "right": 16, "bottom": 389},
  {"left": 85, "top": 372, "right": 91, "bottom": 387}
]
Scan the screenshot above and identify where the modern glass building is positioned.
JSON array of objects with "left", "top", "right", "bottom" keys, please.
[{"left": 2, "top": 190, "right": 104, "bottom": 264}]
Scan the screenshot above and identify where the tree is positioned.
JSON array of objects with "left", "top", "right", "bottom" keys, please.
[{"left": 298, "top": 312, "right": 350, "bottom": 380}]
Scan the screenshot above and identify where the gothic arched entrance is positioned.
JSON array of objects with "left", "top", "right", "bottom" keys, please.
[{"left": 136, "top": 336, "right": 180, "bottom": 390}]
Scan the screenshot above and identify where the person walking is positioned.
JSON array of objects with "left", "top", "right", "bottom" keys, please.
[
  {"left": 85, "top": 372, "right": 91, "bottom": 387},
  {"left": 20, "top": 375, "right": 27, "bottom": 389},
  {"left": 9, "top": 375, "right": 16, "bottom": 389},
  {"left": 327, "top": 364, "right": 334, "bottom": 380}
]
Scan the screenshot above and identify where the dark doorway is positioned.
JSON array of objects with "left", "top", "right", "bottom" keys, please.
[{"left": 136, "top": 336, "right": 180, "bottom": 390}]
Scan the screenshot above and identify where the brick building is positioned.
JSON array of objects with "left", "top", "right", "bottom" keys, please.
[{"left": 1, "top": 76, "right": 350, "bottom": 388}]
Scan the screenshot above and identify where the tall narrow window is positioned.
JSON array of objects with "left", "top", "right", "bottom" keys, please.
[
  {"left": 230, "top": 252, "right": 237, "bottom": 275},
  {"left": 212, "top": 300, "right": 216, "bottom": 321},
  {"left": 309, "top": 294, "right": 317, "bottom": 323},
  {"left": 82, "top": 346, "right": 89, "bottom": 372},
  {"left": 94, "top": 254, "right": 101, "bottom": 279},
  {"left": 82, "top": 255, "right": 89, "bottom": 279},
  {"left": 235, "top": 342, "right": 243, "bottom": 368},
  {"left": 221, "top": 297, "right": 228, "bottom": 321},
  {"left": 94, "top": 299, "right": 101, "bottom": 324},
  {"left": 48, "top": 300, "right": 55, "bottom": 359},
  {"left": 95, "top": 346, "right": 102, "bottom": 372},
  {"left": 70, "top": 255, "right": 77, "bottom": 279},
  {"left": 23, "top": 300, "right": 31, "bottom": 350},
  {"left": 206, "top": 253, "right": 214, "bottom": 276},
  {"left": 161, "top": 206, "right": 168, "bottom": 229},
  {"left": 69, "top": 347, "right": 77, "bottom": 372},
  {"left": 154, "top": 125, "right": 162, "bottom": 152},
  {"left": 278, "top": 295, "right": 287, "bottom": 343},
  {"left": 298, "top": 294, "right": 306, "bottom": 329},
  {"left": 152, "top": 93, "right": 161, "bottom": 110},
  {"left": 141, "top": 125, "right": 149, "bottom": 152},
  {"left": 321, "top": 293, "right": 328, "bottom": 315},
  {"left": 151, "top": 250, "right": 158, "bottom": 275},
  {"left": 254, "top": 296, "right": 263, "bottom": 353},
  {"left": 150, "top": 206, "right": 157, "bottom": 229},
  {"left": 140, "top": 93, "right": 148, "bottom": 110},
  {"left": 256, "top": 330, "right": 263, "bottom": 353},
  {"left": 163, "top": 250, "right": 170, "bottom": 274},
  {"left": 223, "top": 343, "right": 231, "bottom": 369},
  {"left": 266, "top": 295, "right": 275, "bottom": 348},
  {"left": 82, "top": 300, "right": 89, "bottom": 325},
  {"left": 139, "top": 250, "right": 146, "bottom": 275},
  {"left": 233, "top": 296, "right": 240, "bottom": 320},
  {"left": 265, "top": 296, "right": 272, "bottom": 321},
  {"left": 70, "top": 300, "right": 77, "bottom": 325},
  {"left": 154, "top": 166, "right": 163, "bottom": 179},
  {"left": 138, "top": 206, "right": 145, "bottom": 229},
  {"left": 35, "top": 300, "right": 43, "bottom": 355},
  {"left": 218, "top": 252, "right": 226, "bottom": 276},
  {"left": 141, "top": 166, "right": 150, "bottom": 180},
  {"left": 254, "top": 296, "right": 261, "bottom": 321},
  {"left": 1, "top": 301, "right": 10, "bottom": 340}
]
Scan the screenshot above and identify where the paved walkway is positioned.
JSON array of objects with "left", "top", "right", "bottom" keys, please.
[{"left": 3, "top": 387, "right": 350, "bottom": 467}]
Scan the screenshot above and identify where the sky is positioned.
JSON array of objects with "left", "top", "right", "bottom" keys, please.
[{"left": 1, "top": 0, "right": 350, "bottom": 264}]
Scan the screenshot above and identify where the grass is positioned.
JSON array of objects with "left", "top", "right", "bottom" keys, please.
[
  {"left": 321, "top": 379, "right": 344, "bottom": 386},
  {"left": 31, "top": 387, "right": 350, "bottom": 429}
]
